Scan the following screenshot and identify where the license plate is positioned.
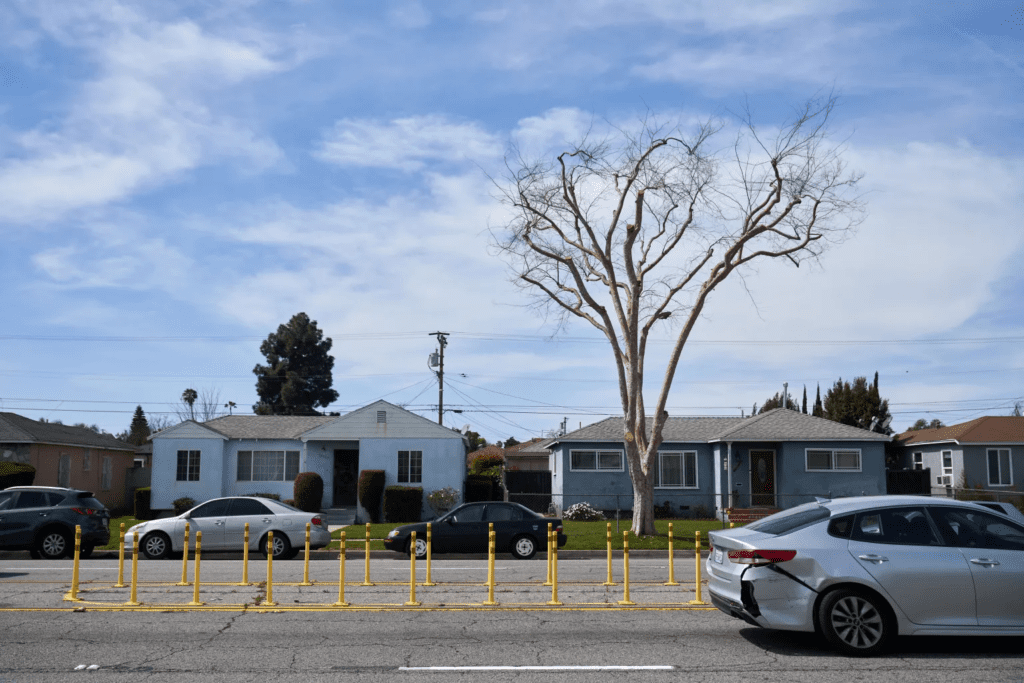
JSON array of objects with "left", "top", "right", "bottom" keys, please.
[{"left": 713, "top": 547, "right": 723, "bottom": 564}]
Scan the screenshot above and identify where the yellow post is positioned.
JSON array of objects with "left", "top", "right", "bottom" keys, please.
[
  {"left": 125, "top": 531, "right": 141, "bottom": 606},
  {"left": 618, "top": 531, "right": 635, "bottom": 605},
  {"left": 546, "top": 532, "right": 561, "bottom": 605},
  {"left": 730, "top": 522, "right": 735, "bottom": 529},
  {"left": 187, "top": 531, "right": 204, "bottom": 606},
  {"left": 299, "top": 523, "right": 313, "bottom": 586},
  {"left": 113, "top": 522, "right": 126, "bottom": 588},
  {"left": 64, "top": 525, "right": 82, "bottom": 602},
  {"left": 665, "top": 522, "right": 679, "bottom": 586},
  {"left": 405, "top": 531, "right": 421, "bottom": 606},
  {"left": 483, "top": 524, "right": 498, "bottom": 605},
  {"left": 543, "top": 523, "right": 553, "bottom": 586},
  {"left": 362, "top": 522, "right": 373, "bottom": 586},
  {"left": 688, "top": 530, "right": 708, "bottom": 605},
  {"left": 239, "top": 522, "right": 250, "bottom": 586},
  {"left": 602, "top": 521, "right": 615, "bottom": 586},
  {"left": 264, "top": 531, "right": 277, "bottom": 607},
  {"left": 422, "top": 522, "right": 436, "bottom": 586},
  {"left": 334, "top": 532, "right": 349, "bottom": 607},
  {"left": 177, "top": 522, "right": 190, "bottom": 586}
]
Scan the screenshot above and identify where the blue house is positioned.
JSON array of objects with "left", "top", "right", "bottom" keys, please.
[
  {"left": 547, "top": 409, "right": 891, "bottom": 519},
  {"left": 150, "top": 400, "right": 467, "bottom": 520}
]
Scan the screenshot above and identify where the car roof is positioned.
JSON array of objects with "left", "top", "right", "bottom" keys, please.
[
  {"left": 2, "top": 485, "right": 84, "bottom": 493},
  {"left": 821, "top": 495, "right": 1017, "bottom": 515}
]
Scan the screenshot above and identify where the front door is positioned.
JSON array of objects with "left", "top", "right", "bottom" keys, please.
[
  {"left": 333, "top": 450, "right": 359, "bottom": 506},
  {"left": 749, "top": 450, "right": 776, "bottom": 507}
]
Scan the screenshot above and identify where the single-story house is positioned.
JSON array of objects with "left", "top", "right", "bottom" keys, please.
[
  {"left": 547, "top": 408, "right": 891, "bottom": 519},
  {"left": 0, "top": 412, "right": 137, "bottom": 510},
  {"left": 895, "top": 416, "right": 1024, "bottom": 494},
  {"left": 150, "top": 400, "right": 468, "bottom": 521},
  {"left": 505, "top": 438, "right": 554, "bottom": 472}
]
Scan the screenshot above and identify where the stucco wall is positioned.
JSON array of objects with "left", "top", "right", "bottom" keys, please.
[
  {"left": 961, "top": 444, "right": 1022, "bottom": 491},
  {"left": 151, "top": 437, "right": 226, "bottom": 510},
  {"left": 1, "top": 443, "right": 134, "bottom": 510},
  {"left": 358, "top": 437, "right": 466, "bottom": 519}
]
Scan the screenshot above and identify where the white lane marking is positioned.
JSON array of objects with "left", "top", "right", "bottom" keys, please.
[{"left": 399, "top": 666, "right": 675, "bottom": 671}]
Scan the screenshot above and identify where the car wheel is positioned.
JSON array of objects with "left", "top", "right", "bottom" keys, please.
[
  {"left": 511, "top": 534, "right": 537, "bottom": 560},
  {"left": 261, "top": 532, "right": 292, "bottom": 559},
  {"left": 29, "top": 549, "right": 41, "bottom": 559},
  {"left": 407, "top": 537, "right": 428, "bottom": 560},
  {"left": 142, "top": 532, "right": 171, "bottom": 560},
  {"left": 37, "top": 529, "right": 71, "bottom": 559},
  {"left": 818, "top": 588, "right": 894, "bottom": 656}
]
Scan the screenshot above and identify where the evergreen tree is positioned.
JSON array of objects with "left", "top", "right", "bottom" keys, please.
[
  {"left": 822, "top": 374, "right": 893, "bottom": 434},
  {"left": 813, "top": 384, "right": 824, "bottom": 417},
  {"left": 253, "top": 312, "right": 339, "bottom": 415},
  {"left": 907, "top": 418, "right": 945, "bottom": 431},
  {"left": 757, "top": 391, "right": 800, "bottom": 413},
  {"left": 125, "top": 406, "right": 152, "bottom": 446},
  {"left": 802, "top": 386, "right": 808, "bottom": 414}
]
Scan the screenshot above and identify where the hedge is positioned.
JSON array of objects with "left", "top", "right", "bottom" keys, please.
[
  {"left": 358, "top": 470, "right": 385, "bottom": 523},
  {"left": 383, "top": 486, "right": 422, "bottom": 523},
  {"left": 293, "top": 472, "right": 324, "bottom": 512},
  {"left": 0, "top": 461, "right": 35, "bottom": 489}
]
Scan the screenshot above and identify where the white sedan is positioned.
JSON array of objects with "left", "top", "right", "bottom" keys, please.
[
  {"left": 125, "top": 497, "right": 331, "bottom": 560},
  {"left": 708, "top": 495, "right": 1024, "bottom": 656}
]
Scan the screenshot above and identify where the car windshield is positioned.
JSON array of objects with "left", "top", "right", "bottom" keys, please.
[{"left": 746, "top": 503, "right": 831, "bottom": 535}]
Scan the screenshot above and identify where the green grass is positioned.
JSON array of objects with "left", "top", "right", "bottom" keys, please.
[
  {"left": 100, "top": 516, "right": 145, "bottom": 550},
  {"left": 328, "top": 518, "right": 729, "bottom": 551}
]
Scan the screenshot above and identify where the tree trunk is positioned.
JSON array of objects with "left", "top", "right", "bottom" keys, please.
[{"left": 630, "top": 468, "right": 656, "bottom": 536}]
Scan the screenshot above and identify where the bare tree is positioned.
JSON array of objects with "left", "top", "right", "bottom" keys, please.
[
  {"left": 494, "top": 95, "right": 863, "bottom": 534},
  {"left": 175, "top": 387, "right": 223, "bottom": 423}
]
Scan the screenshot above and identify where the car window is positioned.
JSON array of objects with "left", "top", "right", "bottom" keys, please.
[
  {"left": 746, "top": 504, "right": 830, "bottom": 535},
  {"left": 852, "top": 507, "right": 940, "bottom": 546},
  {"left": 229, "top": 498, "right": 272, "bottom": 516},
  {"left": 0, "top": 492, "right": 13, "bottom": 510},
  {"left": 12, "top": 491, "right": 49, "bottom": 509},
  {"left": 47, "top": 493, "right": 67, "bottom": 506},
  {"left": 930, "top": 506, "right": 1024, "bottom": 551},
  {"left": 451, "top": 505, "right": 484, "bottom": 523},
  {"left": 190, "top": 499, "right": 232, "bottom": 518},
  {"left": 486, "top": 504, "right": 522, "bottom": 522},
  {"left": 827, "top": 514, "right": 855, "bottom": 539}
]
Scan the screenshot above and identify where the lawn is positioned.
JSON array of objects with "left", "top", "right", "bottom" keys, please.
[
  {"left": 100, "top": 516, "right": 145, "bottom": 550},
  {"left": 329, "top": 518, "right": 731, "bottom": 551}
]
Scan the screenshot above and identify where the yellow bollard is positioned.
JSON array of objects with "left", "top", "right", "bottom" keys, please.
[
  {"left": 422, "top": 522, "right": 436, "bottom": 586},
  {"left": 362, "top": 522, "right": 373, "bottom": 586},
  {"left": 239, "top": 523, "right": 250, "bottom": 586},
  {"left": 64, "top": 525, "right": 83, "bottom": 602},
  {"left": 125, "top": 531, "right": 141, "bottom": 606},
  {"left": 334, "top": 532, "right": 349, "bottom": 607},
  {"left": 618, "top": 531, "right": 635, "bottom": 605},
  {"left": 543, "top": 523, "right": 553, "bottom": 586},
  {"left": 483, "top": 524, "right": 498, "bottom": 605},
  {"left": 264, "top": 531, "right": 277, "bottom": 607},
  {"left": 688, "top": 530, "right": 708, "bottom": 605},
  {"left": 602, "top": 521, "right": 615, "bottom": 586},
  {"left": 730, "top": 522, "right": 735, "bottom": 529},
  {"left": 299, "top": 523, "right": 313, "bottom": 586},
  {"left": 187, "top": 531, "right": 204, "bottom": 606},
  {"left": 546, "top": 532, "right": 561, "bottom": 605},
  {"left": 665, "top": 522, "right": 679, "bottom": 586},
  {"left": 177, "top": 522, "right": 190, "bottom": 586},
  {"left": 405, "top": 531, "right": 421, "bottom": 606},
  {"left": 114, "top": 522, "right": 127, "bottom": 588}
]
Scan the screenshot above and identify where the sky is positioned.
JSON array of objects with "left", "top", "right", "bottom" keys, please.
[{"left": 1, "top": 0, "right": 1022, "bottom": 443}]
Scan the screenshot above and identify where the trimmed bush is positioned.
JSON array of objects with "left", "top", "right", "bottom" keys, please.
[
  {"left": 0, "top": 461, "right": 35, "bottom": 489},
  {"left": 172, "top": 497, "right": 196, "bottom": 515},
  {"left": 358, "top": 470, "right": 386, "bottom": 523},
  {"left": 469, "top": 453, "right": 504, "bottom": 475},
  {"left": 293, "top": 472, "right": 324, "bottom": 512},
  {"left": 464, "top": 474, "right": 496, "bottom": 502},
  {"left": 383, "top": 486, "right": 423, "bottom": 523},
  {"left": 134, "top": 487, "right": 153, "bottom": 520}
]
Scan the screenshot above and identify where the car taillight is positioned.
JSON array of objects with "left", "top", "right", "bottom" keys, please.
[
  {"left": 71, "top": 507, "right": 99, "bottom": 516},
  {"left": 555, "top": 525, "right": 562, "bottom": 533},
  {"left": 311, "top": 517, "right": 323, "bottom": 526},
  {"left": 727, "top": 549, "right": 797, "bottom": 565}
]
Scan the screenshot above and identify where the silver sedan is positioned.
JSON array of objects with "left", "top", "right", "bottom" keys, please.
[
  {"left": 708, "top": 495, "right": 1024, "bottom": 656},
  {"left": 125, "top": 497, "right": 331, "bottom": 560}
]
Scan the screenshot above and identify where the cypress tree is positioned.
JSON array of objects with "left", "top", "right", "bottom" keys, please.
[{"left": 126, "top": 406, "right": 152, "bottom": 446}]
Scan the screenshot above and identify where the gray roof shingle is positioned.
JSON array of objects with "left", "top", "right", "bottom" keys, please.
[
  {"left": 0, "top": 412, "right": 135, "bottom": 451},
  {"left": 198, "top": 415, "right": 336, "bottom": 440}
]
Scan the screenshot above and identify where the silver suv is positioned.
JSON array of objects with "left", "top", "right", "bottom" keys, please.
[{"left": 0, "top": 486, "right": 111, "bottom": 559}]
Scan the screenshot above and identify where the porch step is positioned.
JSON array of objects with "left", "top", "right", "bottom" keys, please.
[{"left": 726, "top": 508, "right": 780, "bottom": 525}]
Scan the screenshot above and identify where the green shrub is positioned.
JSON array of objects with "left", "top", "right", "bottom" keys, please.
[
  {"left": 383, "top": 486, "right": 423, "bottom": 523},
  {"left": 0, "top": 461, "right": 35, "bottom": 489},
  {"left": 358, "top": 470, "right": 386, "bottom": 522},
  {"left": 469, "top": 453, "right": 504, "bottom": 476},
  {"left": 172, "top": 497, "right": 196, "bottom": 515},
  {"left": 464, "top": 474, "right": 497, "bottom": 502},
  {"left": 250, "top": 492, "right": 281, "bottom": 501},
  {"left": 293, "top": 472, "right": 324, "bottom": 512},
  {"left": 427, "top": 486, "right": 459, "bottom": 514},
  {"left": 564, "top": 502, "right": 604, "bottom": 521},
  {"left": 134, "top": 487, "right": 153, "bottom": 520}
]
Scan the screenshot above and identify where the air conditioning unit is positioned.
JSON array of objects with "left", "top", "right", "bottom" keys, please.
[{"left": 937, "top": 475, "right": 952, "bottom": 486}]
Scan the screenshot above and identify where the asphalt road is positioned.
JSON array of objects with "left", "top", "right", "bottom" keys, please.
[{"left": 1, "top": 557, "right": 1023, "bottom": 682}]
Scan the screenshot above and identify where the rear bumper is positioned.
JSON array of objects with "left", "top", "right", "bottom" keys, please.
[{"left": 709, "top": 588, "right": 764, "bottom": 628}]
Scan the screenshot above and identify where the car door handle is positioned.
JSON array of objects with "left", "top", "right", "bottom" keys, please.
[
  {"left": 969, "top": 558, "right": 1000, "bottom": 567},
  {"left": 857, "top": 554, "right": 889, "bottom": 564},
  {"left": 214, "top": 521, "right": 224, "bottom": 526},
  {"left": 261, "top": 518, "right": 272, "bottom": 523}
]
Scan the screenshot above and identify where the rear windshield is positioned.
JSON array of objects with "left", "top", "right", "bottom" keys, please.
[{"left": 746, "top": 505, "right": 831, "bottom": 535}]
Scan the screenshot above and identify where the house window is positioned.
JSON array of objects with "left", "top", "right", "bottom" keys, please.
[
  {"left": 83, "top": 452, "right": 91, "bottom": 471},
  {"left": 806, "top": 449, "right": 861, "bottom": 472},
  {"left": 377, "top": 411, "right": 387, "bottom": 424},
  {"left": 657, "top": 452, "right": 698, "bottom": 488},
  {"left": 176, "top": 450, "right": 201, "bottom": 481},
  {"left": 236, "top": 451, "right": 300, "bottom": 481},
  {"left": 570, "top": 450, "right": 623, "bottom": 471},
  {"left": 101, "top": 457, "right": 112, "bottom": 490},
  {"left": 937, "top": 451, "right": 953, "bottom": 486},
  {"left": 398, "top": 450, "right": 422, "bottom": 483},
  {"left": 912, "top": 452, "right": 923, "bottom": 471},
  {"left": 987, "top": 448, "right": 1013, "bottom": 486}
]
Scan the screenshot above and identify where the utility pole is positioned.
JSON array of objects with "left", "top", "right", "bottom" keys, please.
[{"left": 428, "top": 332, "right": 449, "bottom": 425}]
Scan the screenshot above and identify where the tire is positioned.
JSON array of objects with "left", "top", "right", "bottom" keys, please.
[
  {"left": 511, "top": 534, "right": 538, "bottom": 560},
  {"left": 29, "top": 549, "right": 41, "bottom": 559},
  {"left": 261, "top": 532, "right": 292, "bottom": 559},
  {"left": 142, "top": 532, "right": 171, "bottom": 560},
  {"left": 408, "top": 537, "right": 428, "bottom": 560},
  {"left": 818, "top": 588, "right": 894, "bottom": 656},
  {"left": 37, "top": 528, "right": 71, "bottom": 559}
]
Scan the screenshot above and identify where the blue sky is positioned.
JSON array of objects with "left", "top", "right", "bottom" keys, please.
[{"left": 1, "top": 0, "right": 1022, "bottom": 442}]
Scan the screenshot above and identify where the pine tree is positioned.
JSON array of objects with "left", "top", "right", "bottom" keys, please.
[
  {"left": 125, "top": 406, "right": 152, "bottom": 446},
  {"left": 822, "top": 375, "right": 893, "bottom": 434},
  {"left": 813, "top": 384, "right": 824, "bottom": 417},
  {"left": 253, "top": 312, "right": 339, "bottom": 415},
  {"left": 802, "top": 386, "right": 808, "bottom": 414}
]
